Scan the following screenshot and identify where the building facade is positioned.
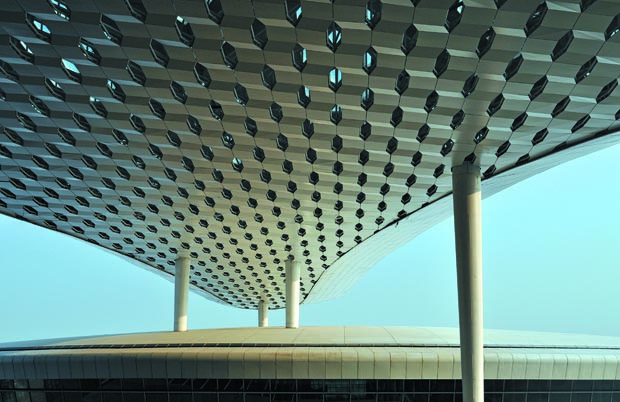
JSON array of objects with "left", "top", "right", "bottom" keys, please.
[{"left": 1, "top": 328, "right": 619, "bottom": 402}]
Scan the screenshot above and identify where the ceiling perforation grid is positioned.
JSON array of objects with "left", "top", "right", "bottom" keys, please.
[{"left": 0, "top": 0, "right": 619, "bottom": 309}]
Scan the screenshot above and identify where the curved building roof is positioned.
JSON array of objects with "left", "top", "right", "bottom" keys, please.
[
  {"left": 1, "top": 327, "right": 620, "bottom": 380},
  {"left": 1, "top": 0, "right": 620, "bottom": 309}
]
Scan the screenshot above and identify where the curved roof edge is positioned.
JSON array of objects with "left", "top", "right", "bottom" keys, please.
[
  {"left": 304, "top": 129, "right": 620, "bottom": 304},
  {"left": 1, "top": 327, "right": 619, "bottom": 380}
]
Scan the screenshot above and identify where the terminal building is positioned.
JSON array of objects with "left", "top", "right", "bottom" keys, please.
[
  {"left": 1, "top": 327, "right": 620, "bottom": 401},
  {"left": 1, "top": 0, "right": 620, "bottom": 401}
]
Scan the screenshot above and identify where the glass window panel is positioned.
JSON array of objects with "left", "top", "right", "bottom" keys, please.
[
  {"left": 364, "top": 381, "right": 378, "bottom": 393},
  {"left": 404, "top": 395, "right": 428, "bottom": 402},
  {"left": 122, "top": 393, "right": 145, "bottom": 402},
  {"left": 453, "top": 394, "right": 462, "bottom": 402},
  {"left": 26, "top": 381, "right": 44, "bottom": 390},
  {"left": 246, "top": 393, "right": 271, "bottom": 402},
  {"left": 13, "top": 380, "right": 28, "bottom": 390},
  {"left": 408, "top": 381, "right": 429, "bottom": 393},
  {"left": 326, "top": 395, "right": 350, "bottom": 402},
  {"left": 103, "top": 393, "right": 124, "bottom": 402},
  {"left": 0, "top": 380, "right": 15, "bottom": 389},
  {"left": 29, "top": 390, "right": 47, "bottom": 402},
  {"left": 273, "top": 380, "right": 296, "bottom": 393},
  {"left": 550, "top": 382, "right": 572, "bottom": 392},
  {"left": 350, "top": 382, "right": 369, "bottom": 394},
  {"left": 571, "top": 393, "right": 592, "bottom": 402},
  {"left": 486, "top": 381, "right": 504, "bottom": 393},
  {"left": 169, "top": 379, "right": 192, "bottom": 392},
  {"left": 44, "top": 392, "right": 62, "bottom": 402},
  {"left": 193, "top": 393, "right": 219, "bottom": 402},
  {"left": 504, "top": 393, "right": 527, "bottom": 402},
  {"left": 122, "top": 379, "right": 144, "bottom": 391},
  {"left": 194, "top": 379, "right": 219, "bottom": 392},
  {"left": 79, "top": 380, "right": 99, "bottom": 392},
  {"left": 61, "top": 380, "right": 81, "bottom": 391},
  {"left": 44, "top": 381, "right": 62, "bottom": 390},
  {"left": 298, "top": 380, "right": 324, "bottom": 393},
  {"left": 1, "top": 391, "right": 17, "bottom": 402},
  {"left": 220, "top": 380, "right": 244, "bottom": 392},
  {"left": 143, "top": 380, "right": 167, "bottom": 392},
  {"left": 100, "top": 380, "right": 121, "bottom": 391},
  {"left": 299, "top": 393, "right": 323, "bottom": 402},
  {"left": 430, "top": 381, "right": 453, "bottom": 393},
  {"left": 245, "top": 380, "right": 270, "bottom": 393},
  {"left": 169, "top": 393, "right": 193, "bottom": 402},
  {"left": 81, "top": 391, "right": 103, "bottom": 402},
  {"left": 549, "top": 394, "right": 571, "bottom": 402},
  {"left": 353, "top": 393, "right": 377, "bottom": 402},
  {"left": 527, "top": 392, "right": 548, "bottom": 402},
  {"left": 611, "top": 394, "right": 620, "bottom": 402},
  {"left": 219, "top": 392, "right": 244, "bottom": 402},
  {"left": 378, "top": 394, "right": 402, "bottom": 402},
  {"left": 326, "top": 381, "right": 350, "bottom": 393},
  {"left": 64, "top": 391, "right": 83, "bottom": 402},
  {"left": 505, "top": 381, "right": 528, "bottom": 393},
  {"left": 594, "top": 383, "right": 614, "bottom": 392},
  {"left": 592, "top": 393, "right": 612, "bottom": 402},
  {"left": 574, "top": 382, "right": 594, "bottom": 392},
  {"left": 487, "top": 393, "right": 502, "bottom": 402},
  {"left": 145, "top": 393, "right": 167, "bottom": 402},
  {"left": 529, "top": 381, "right": 550, "bottom": 393},
  {"left": 379, "top": 381, "right": 403, "bottom": 393},
  {"left": 272, "top": 394, "right": 296, "bottom": 402},
  {"left": 614, "top": 381, "right": 620, "bottom": 391},
  {"left": 429, "top": 394, "right": 453, "bottom": 402}
]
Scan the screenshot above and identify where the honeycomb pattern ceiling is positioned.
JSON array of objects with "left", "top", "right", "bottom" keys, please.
[{"left": 1, "top": 0, "right": 620, "bottom": 310}]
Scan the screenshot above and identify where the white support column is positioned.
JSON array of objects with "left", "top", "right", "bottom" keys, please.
[
  {"left": 258, "top": 300, "right": 269, "bottom": 328},
  {"left": 173, "top": 256, "right": 190, "bottom": 332},
  {"left": 285, "top": 257, "right": 300, "bottom": 329},
  {"left": 451, "top": 163, "right": 483, "bottom": 402}
]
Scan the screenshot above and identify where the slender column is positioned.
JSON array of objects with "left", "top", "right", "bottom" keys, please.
[
  {"left": 173, "top": 256, "right": 191, "bottom": 332},
  {"left": 451, "top": 163, "right": 483, "bottom": 402},
  {"left": 285, "top": 257, "right": 300, "bottom": 328},
  {"left": 258, "top": 300, "right": 269, "bottom": 327}
]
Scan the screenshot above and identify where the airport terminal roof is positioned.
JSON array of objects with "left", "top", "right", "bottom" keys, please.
[
  {"left": 1, "top": 0, "right": 620, "bottom": 308},
  {"left": 1, "top": 327, "right": 620, "bottom": 379}
]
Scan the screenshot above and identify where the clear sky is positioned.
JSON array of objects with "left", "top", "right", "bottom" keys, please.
[{"left": 1, "top": 144, "right": 619, "bottom": 343}]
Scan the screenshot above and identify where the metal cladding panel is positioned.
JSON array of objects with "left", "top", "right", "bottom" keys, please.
[
  {"left": 2, "top": 348, "right": 620, "bottom": 380},
  {"left": 1, "top": 0, "right": 620, "bottom": 308}
]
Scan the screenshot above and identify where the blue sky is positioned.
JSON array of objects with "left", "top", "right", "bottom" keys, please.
[{"left": 1, "top": 144, "right": 619, "bottom": 343}]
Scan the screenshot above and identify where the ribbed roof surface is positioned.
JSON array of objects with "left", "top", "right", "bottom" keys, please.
[
  {"left": 2, "top": 327, "right": 620, "bottom": 380},
  {"left": 4, "top": 326, "right": 620, "bottom": 349}
]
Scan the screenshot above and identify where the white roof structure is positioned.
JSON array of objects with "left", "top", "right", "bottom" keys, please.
[
  {"left": 1, "top": 327, "right": 620, "bottom": 379},
  {"left": 1, "top": 0, "right": 620, "bottom": 309}
]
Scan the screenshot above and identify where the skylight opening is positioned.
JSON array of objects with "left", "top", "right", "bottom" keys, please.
[
  {"left": 60, "top": 59, "right": 82, "bottom": 83},
  {"left": 45, "top": 78, "right": 65, "bottom": 100},
  {"left": 18, "top": 41, "right": 33, "bottom": 55},
  {"left": 9, "top": 37, "right": 34, "bottom": 63},
  {"left": 61, "top": 59, "right": 79, "bottom": 75},
  {"left": 78, "top": 38, "right": 101, "bottom": 65},
  {"left": 34, "top": 20, "right": 51, "bottom": 34},
  {"left": 48, "top": 0, "right": 71, "bottom": 20}
]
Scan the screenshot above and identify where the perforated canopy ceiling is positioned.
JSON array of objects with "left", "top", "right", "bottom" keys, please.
[{"left": 1, "top": 0, "right": 619, "bottom": 309}]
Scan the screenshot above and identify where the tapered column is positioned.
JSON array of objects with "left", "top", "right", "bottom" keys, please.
[
  {"left": 258, "top": 300, "right": 269, "bottom": 327},
  {"left": 173, "top": 256, "right": 190, "bottom": 332},
  {"left": 451, "top": 163, "right": 483, "bottom": 402},
  {"left": 285, "top": 257, "right": 300, "bottom": 328}
]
